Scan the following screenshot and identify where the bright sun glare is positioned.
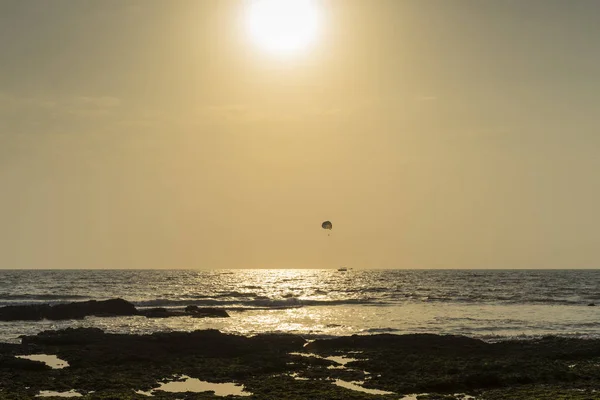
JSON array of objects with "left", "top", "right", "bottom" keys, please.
[{"left": 245, "top": 0, "right": 322, "bottom": 55}]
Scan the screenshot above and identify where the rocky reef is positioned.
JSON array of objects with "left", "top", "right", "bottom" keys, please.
[
  {"left": 0, "top": 299, "right": 229, "bottom": 321},
  {"left": 139, "top": 306, "right": 230, "bottom": 319},
  {"left": 2, "top": 329, "right": 600, "bottom": 399}
]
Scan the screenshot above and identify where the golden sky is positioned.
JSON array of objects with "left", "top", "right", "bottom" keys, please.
[{"left": 1, "top": 0, "right": 599, "bottom": 269}]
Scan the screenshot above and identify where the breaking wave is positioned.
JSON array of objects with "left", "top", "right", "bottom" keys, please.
[{"left": 134, "top": 297, "right": 383, "bottom": 310}]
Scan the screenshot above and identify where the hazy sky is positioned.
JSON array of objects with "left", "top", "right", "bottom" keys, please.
[{"left": 1, "top": 0, "right": 599, "bottom": 269}]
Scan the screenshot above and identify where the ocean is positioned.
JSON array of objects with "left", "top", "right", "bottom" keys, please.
[{"left": 1, "top": 269, "right": 599, "bottom": 343}]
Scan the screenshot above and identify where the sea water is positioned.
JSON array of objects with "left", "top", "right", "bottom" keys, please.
[{"left": 0, "top": 269, "right": 599, "bottom": 343}]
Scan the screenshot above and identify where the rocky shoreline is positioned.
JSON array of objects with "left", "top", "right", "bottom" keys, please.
[
  {"left": 2, "top": 328, "right": 600, "bottom": 399},
  {"left": 0, "top": 299, "right": 229, "bottom": 321}
]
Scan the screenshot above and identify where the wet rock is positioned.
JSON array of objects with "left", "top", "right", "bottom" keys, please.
[
  {"left": 21, "top": 327, "right": 106, "bottom": 345},
  {"left": 0, "top": 355, "right": 50, "bottom": 371},
  {"left": 48, "top": 298, "right": 138, "bottom": 320},
  {"left": 306, "top": 333, "right": 485, "bottom": 353},
  {"left": 7, "top": 329, "right": 600, "bottom": 399},
  {"left": 184, "top": 305, "right": 199, "bottom": 313},
  {"left": 140, "top": 308, "right": 186, "bottom": 318},
  {"left": 186, "top": 306, "right": 229, "bottom": 318},
  {"left": 140, "top": 306, "right": 229, "bottom": 318},
  {"left": 0, "top": 304, "right": 51, "bottom": 321},
  {"left": 251, "top": 333, "right": 308, "bottom": 351},
  {"left": 20, "top": 328, "right": 305, "bottom": 365},
  {"left": 0, "top": 299, "right": 137, "bottom": 321}
]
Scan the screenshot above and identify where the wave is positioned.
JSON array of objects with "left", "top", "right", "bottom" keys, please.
[
  {"left": 342, "top": 287, "right": 390, "bottom": 294},
  {"left": 0, "top": 294, "right": 90, "bottom": 301},
  {"left": 0, "top": 292, "right": 594, "bottom": 309},
  {"left": 215, "top": 291, "right": 259, "bottom": 298},
  {"left": 175, "top": 292, "right": 260, "bottom": 300},
  {"left": 133, "top": 297, "right": 383, "bottom": 310},
  {"left": 418, "top": 295, "right": 587, "bottom": 306}
]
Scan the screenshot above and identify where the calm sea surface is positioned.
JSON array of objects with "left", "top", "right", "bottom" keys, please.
[{"left": 1, "top": 269, "right": 599, "bottom": 343}]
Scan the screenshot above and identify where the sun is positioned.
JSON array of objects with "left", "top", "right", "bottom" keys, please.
[{"left": 245, "top": 0, "right": 322, "bottom": 56}]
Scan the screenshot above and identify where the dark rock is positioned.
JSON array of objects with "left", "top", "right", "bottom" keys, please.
[
  {"left": 184, "top": 305, "right": 200, "bottom": 313},
  {"left": 140, "top": 306, "right": 229, "bottom": 318},
  {"left": 251, "top": 333, "right": 308, "bottom": 351},
  {"left": 139, "top": 308, "right": 186, "bottom": 318},
  {"left": 21, "top": 327, "right": 106, "bottom": 346},
  {"left": 21, "top": 328, "right": 304, "bottom": 359},
  {"left": 188, "top": 307, "right": 229, "bottom": 318},
  {"left": 588, "top": 303, "right": 595, "bottom": 306},
  {"left": 48, "top": 298, "right": 138, "bottom": 320},
  {"left": 0, "top": 355, "right": 50, "bottom": 371},
  {"left": 9, "top": 329, "right": 600, "bottom": 399},
  {"left": 305, "top": 333, "right": 486, "bottom": 353},
  {"left": 0, "top": 304, "right": 51, "bottom": 321},
  {"left": 0, "top": 298, "right": 137, "bottom": 321}
]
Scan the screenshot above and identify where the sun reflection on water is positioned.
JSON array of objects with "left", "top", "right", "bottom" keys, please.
[{"left": 4, "top": 270, "right": 600, "bottom": 343}]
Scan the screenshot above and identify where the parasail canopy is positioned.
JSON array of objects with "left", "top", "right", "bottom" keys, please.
[{"left": 321, "top": 221, "right": 332, "bottom": 230}]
